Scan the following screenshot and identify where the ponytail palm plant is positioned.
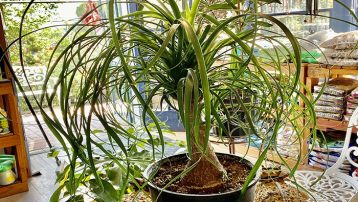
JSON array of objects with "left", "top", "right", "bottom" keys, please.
[{"left": 17, "top": 0, "right": 317, "bottom": 200}]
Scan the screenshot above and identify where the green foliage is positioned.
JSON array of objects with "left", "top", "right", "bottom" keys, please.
[
  {"left": 107, "top": 166, "right": 122, "bottom": 186},
  {"left": 1, "top": 3, "right": 75, "bottom": 112},
  {"left": 11, "top": 0, "right": 356, "bottom": 201},
  {"left": 89, "top": 179, "right": 119, "bottom": 202},
  {"left": 1, "top": 3, "right": 60, "bottom": 65},
  {"left": 47, "top": 148, "right": 60, "bottom": 158},
  {"left": 75, "top": 3, "right": 87, "bottom": 17},
  {"left": 33, "top": 0, "right": 314, "bottom": 199},
  {"left": 50, "top": 127, "right": 174, "bottom": 201}
]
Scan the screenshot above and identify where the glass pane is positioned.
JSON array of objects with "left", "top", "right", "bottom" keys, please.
[
  {"left": 260, "top": 0, "right": 306, "bottom": 14},
  {"left": 261, "top": 12, "right": 330, "bottom": 38},
  {"left": 260, "top": 0, "right": 335, "bottom": 13},
  {"left": 319, "top": 0, "right": 334, "bottom": 9}
]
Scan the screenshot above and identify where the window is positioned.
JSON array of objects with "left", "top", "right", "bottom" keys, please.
[{"left": 260, "top": 0, "right": 357, "bottom": 37}]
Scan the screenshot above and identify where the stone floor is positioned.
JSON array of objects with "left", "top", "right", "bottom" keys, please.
[
  {"left": 22, "top": 111, "right": 60, "bottom": 153},
  {"left": 22, "top": 112, "right": 108, "bottom": 153},
  {"left": 22, "top": 106, "right": 183, "bottom": 153}
]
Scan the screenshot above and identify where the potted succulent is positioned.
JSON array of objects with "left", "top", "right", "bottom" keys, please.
[{"left": 12, "top": 0, "right": 318, "bottom": 201}]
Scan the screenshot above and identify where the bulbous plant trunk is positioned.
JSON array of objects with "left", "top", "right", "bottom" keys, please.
[{"left": 179, "top": 124, "right": 227, "bottom": 192}]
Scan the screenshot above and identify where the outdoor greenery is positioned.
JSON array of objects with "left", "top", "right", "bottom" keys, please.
[
  {"left": 0, "top": 3, "right": 74, "bottom": 112},
  {"left": 9, "top": 0, "right": 355, "bottom": 201},
  {"left": 1, "top": 3, "right": 60, "bottom": 65}
]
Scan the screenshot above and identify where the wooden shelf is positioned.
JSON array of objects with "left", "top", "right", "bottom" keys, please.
[
  {"left": 314, "top": 118, "right": 358, "bottom": 133},
  {"left": 0, "top": 80, "right": 13, "bottom": 95},
  {"left": 302, "top": 64, "right": 358, "bottom": 168},
  {"left": 0, "top": 181, "right": 28, "bottom": 198},
  {"left": 0, "top": 133, "right": 20, "bottom": 148},
  {"left": 0, "top": 12, "right": 29, "bottom": 198},
  {"left": 306, "top": 64, "right": 358, "bottom": 78}
]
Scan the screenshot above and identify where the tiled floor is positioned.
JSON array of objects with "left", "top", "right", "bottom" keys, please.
[
  {"left": 22, "top": 111, "right": 60, "bottom": 153},
  {"left": 22, "top": 108, "right": 107, "bottom": 153}
]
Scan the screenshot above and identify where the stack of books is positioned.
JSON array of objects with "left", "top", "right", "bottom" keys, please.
[
  {"left": 309, "top": 132, "right": 353, "bottom": 174},
  {"left": 313, "top": 78, "right": 358, "bottom": 120}
]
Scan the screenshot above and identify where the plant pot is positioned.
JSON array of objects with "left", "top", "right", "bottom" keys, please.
[{"left": 143, "top": 153, "right": 260, "bottom": 202}]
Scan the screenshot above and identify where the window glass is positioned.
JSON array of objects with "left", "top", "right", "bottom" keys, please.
[
  {"left": 260, "top": 0, "right": 306, "bottom": 13},
  {"left": 261, "top": 0, "right": 306, "bottom": 13},
  {"left": 260, "top": 0, "right": 334, "bottom": 12},
  {"left": 259, "top": 13, "right": 331, "bottom": 38},
  {"left": 260, "top": 0, "right": 356, "bottom": 37},
  {"left": 271, "top": 13, "right": 330, "bottom": 37},
  {"left": 319, "top": 0, "right": 334, "bottom": 9}
]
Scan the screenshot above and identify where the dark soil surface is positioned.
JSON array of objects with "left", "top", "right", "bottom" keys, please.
[{"left": 152, "top": 154, "right": 251, "bottom": 194}]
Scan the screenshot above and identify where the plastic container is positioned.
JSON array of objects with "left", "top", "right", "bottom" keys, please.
[{"left": 0, "top": 155, "right": 16, "bottom": 186}]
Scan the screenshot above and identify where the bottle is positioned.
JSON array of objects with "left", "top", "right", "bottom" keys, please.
[
  {"left": 0, "top": 155, "right": 16, "bottom": 185},
  {"left": 0, "top": 108, "right": 9, "bottom": 134}
]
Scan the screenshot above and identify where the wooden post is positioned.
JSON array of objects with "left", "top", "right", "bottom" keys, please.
[{"left": 302, "top": 76, "right": 319, "bottom": 164}]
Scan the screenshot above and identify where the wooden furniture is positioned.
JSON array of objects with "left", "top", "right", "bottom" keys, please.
[
  {"left": 301, "top": 64, "right": 358, "bottom": 165},
  {"left": 295, "top": 106, "right": 358, "bottom": 202},
  {"left": 0, "top": 12, "right": 29, "bottom": 198}
]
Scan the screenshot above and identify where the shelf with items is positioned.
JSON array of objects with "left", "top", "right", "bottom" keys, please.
[
  {"left": 0, "top": 181, "right": 28, "bottom": 198},
  {"left": 312, "top": 118, "right": 358, "bottom": 133},
  {"left": 0, "top": 113, "right": 29, "bottom": 198},
  {"left": 0, "top": 126, "right": 28, "bottom": 198},
  {"left": 0, "top": 11, "right": 29, "bottom": 198},
  {"left": 302, "top": 64, "right": 358, "bottom": 125},
  {"left": 302, "top": 63, "right": 358, "bottom": 169},
  {"left": 0, "top": 97, "right": 12, "bottom": 137},
  {"left": 0, "top": 132, "right": 13, "bottom": 138},
  {"left": 0, "top": 146, "right": 28, "bottom": 198},
  {"left": 305, "top": 64, "right": 358, "bottom": 78},
  {"left": 307, "top": 129, "right": 354, "bottom": 172}
]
